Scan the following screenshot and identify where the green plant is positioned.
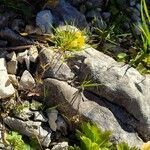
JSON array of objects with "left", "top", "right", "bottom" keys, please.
[
  {"left": 76, "top": 122, "right": 112, "bottom": 150},
  {"left": 131, "top": 0, "right": 150, "bottom": 74},
  {"left": 116, "top": 0, "right": 150, "bottom": 74},
  {"left": 6, "top": 131, "right": 31, "bottom": 150}
]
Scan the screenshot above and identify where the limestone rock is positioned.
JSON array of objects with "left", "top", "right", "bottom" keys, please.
[
  {"left": 8, "top": 74, "right": 19, "bottom": 87},
  {"left": 68, "top": 47, "right": 150, "bottom": 140},
  {"left": 38, "top": 47, "right": 74, "bottom": 80},
  {"left": 6, "top": 52, "right": 18, "bottom": 74},
  {"left": 28, "top": 45, "right": 38, "bottom": 62},
  {"left": 19, "top": 70, "right": 35, "bottom": 90},
  {"left": 0, "top": 58, "right": 15, "bottom": 99},
  {"left": 36, "top": 10, "right": 53, "bottom": 34},
  {"left": 51, "top": 0, "right": 88, "bottom": 29},
  {"left": 3, "top": 116, "right": 52, "bottom": 147},
  {"left": 46, "top": 108, "right": 58, "bottom": 131},
  {"left": 43, "top": 78, "right": 143, "bottom": 147},
  {"left": 51, "top": 142, "right": 68, "bottom": 150}
]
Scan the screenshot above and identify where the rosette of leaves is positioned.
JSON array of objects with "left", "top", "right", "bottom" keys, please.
[{"left": 75, "top": 122, "right": 112, "bottom": 150}]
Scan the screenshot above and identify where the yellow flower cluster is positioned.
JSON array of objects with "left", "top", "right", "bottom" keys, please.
[
  {"left": 141, "top": 141, "right": 150, "bottom": 150},
  {"left": 70, "top": 31, "right": 85, "bottom": 50}
]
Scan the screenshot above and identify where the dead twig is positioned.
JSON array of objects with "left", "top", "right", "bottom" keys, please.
[{"left": 0, "top": 45, "right": 35, "bottom": 52}]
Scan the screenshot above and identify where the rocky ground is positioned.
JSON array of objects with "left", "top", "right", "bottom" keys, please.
[{"left": 0, "top": 0, "right": 150, "bottom": 150}]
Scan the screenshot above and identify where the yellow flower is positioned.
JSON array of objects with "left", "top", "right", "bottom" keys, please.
[
  {"left": 141, "top": 141, "right": 150, "bottom": 150},
  {"left": 70, "top": 31, "right": 85, "bottom": 50}
]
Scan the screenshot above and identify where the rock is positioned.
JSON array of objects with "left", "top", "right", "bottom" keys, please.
[
  {"left": 51, "top": 0, "right": 88, "bottom": 29},
  {"left": 33, "top": 111, "right": 48, "bottom": 122},
  {"left": 0, "top": 40, "right": 7, "bottom": 47},
  {"left": 38, "top": 47, "right": 74, "bottom": 80},
  {"left": 102, "top": 12, "right": 111, "bottom": 22},
  {"left": 68, "top": 47, "right": 150, "bottom": 140},
  {"left": 17, "top": 50, "right": 31, "bottom": 70},
  {"left": 36, "top": 10, "right": 53, "bottom": 34},
  {"left": 8, "top": 74, "right": 19, "bottom": 87},
  {"left": 3, "top": 116, "right": 52, "bottom": 147},
  {"left": 11, "top": 19, "right": 25, "bottom": 32},
  {"left": 6, "top": 52, "right": 18, "bottom": 74},
  {"left": 0, "top": 123, "right": 5, "bottom": 149},
  {"left": 0, "top": 58, "right": 15, "bottom": 99},
  {"left": 56, "top": 115, "right": 68, "bottom": 135},
  {"left": 86, "top": 9, "right": 101, "bottom": 19},
  {"left": 19, "top": 70, "right": 35, "bottom": 90},
  {"left": 51, "top": 142, "right": 68, "bottom": 150},
  {"left": 46, "top": 108, "right": 58, "bottom": 131},
  {"left": 86, "top": 0, "right": 103, "bottom": 9},
  {"left": 28, "top": 45, "right": 38, "bottom": 62},
  {"left": 17, "top": 50, "right": 28, "bottom": 63},
  {"left": 43, "top": 78, "right": 143, "bottom": 147}
]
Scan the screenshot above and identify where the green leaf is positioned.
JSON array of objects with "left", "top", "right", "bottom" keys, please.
[{"left": 117, "top": 53, "right": 127, "bottom": 62}]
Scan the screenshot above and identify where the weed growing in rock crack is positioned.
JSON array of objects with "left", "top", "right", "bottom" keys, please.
[{"left": 69, "top": 122, "right": 140, "bottom": 150}]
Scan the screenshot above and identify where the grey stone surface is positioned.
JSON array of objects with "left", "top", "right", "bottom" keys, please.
[
  {"left": 36, "top": 10, "right": 53, "bottom": 34},
  {"left": 0, "top": 58, "right": 15, "bottom": 99},
  {"left": 68, "top": 47, "right": 150, "bottom": 140},
  {"left": 33, "top": 111, "right": 48, "bottom": 122},
  {"left": 6, "top": 52, "right": 18, "bottom": 74},
  {"left": 3, "top": 116, "right": 52, "bottom": 147},
  {"left": 51, "top": 142, "right": 68, "bottom": 150},
  {"left": 56, "top": 115, "right": 68, "bottom": 135},
  {"left": 46, "top": 108, "right": 58, "bottom": 131},
  {"left": 8, "top": 74, "right": 19, "bottom": 87},
  {"left": 19, "top": 70, "right": 35, "bottom": 90},
  {"left": 51, "top": 0, "right": 88, "bottom": 29},
  {"left": 28, "top": 45, "right": 39, "bottom": 62},
  {"left": 43, "top": 78, "right": 144, "bottom": 147},
  {"left": 38, "top": 47, "right": 74, "bottom": 81}
]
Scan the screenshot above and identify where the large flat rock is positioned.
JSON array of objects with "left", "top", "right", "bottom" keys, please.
[
  {"left": 67, "top": 47, "right": 150, "bottom": 140},
  {"left": 43, "top": 78, "right": 143, "bottom": 147}
]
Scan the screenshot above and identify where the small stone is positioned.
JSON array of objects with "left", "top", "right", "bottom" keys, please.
[
  {"left": 17, "top": 50, "right": 28, "bottom": 63},
  {"left": 56, "top": 115, "right": 68, "bottom": 135},
  {"left": 51, "top": 142, "right": 68, "bottom": 150},
  {"left": 46, "top": 108, "right": 58, "bottom": 131},
  {"left": 36, "top": 10, "right": 53, "bottom": 34},
  {"left": 19, "top": 70, "right": 35, "bottom": 90},
  {"left": 8, "top": 74, "right": 19, "bottom": 87},
  {"left": 0, "top": 58, "right": 15, "bottom": 99},
  {"left": 11, "top": 19, "right": 25, "bottom": 32},
  {"left": 28, "top": 45, "right": 38, "bottom": 62},
  {"left": 6, "top": 51, "right": 16, "bottom": 60},
  {"left": 33, "top": 111, "right": 48, "bottom": 122},
  {"left": 6, "top": 52, "right": 18, "bottom": 74}
]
